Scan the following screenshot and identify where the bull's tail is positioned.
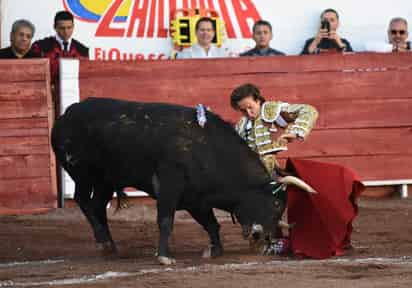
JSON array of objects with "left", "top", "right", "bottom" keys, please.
[{"left": 114, "top": 190, "right": 131, "bottom": 213}]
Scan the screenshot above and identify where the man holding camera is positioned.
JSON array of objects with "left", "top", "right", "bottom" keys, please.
[
  {"left": 301, "top": 8, "right": 353, "bottom": 55},
  {"left": 388, "top": 17, "right": 410, "bottom": 52}
]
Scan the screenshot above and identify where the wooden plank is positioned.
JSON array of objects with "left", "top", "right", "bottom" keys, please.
[
  {"left": 0, "top": 155, "right": 50, "bottom": 179},
  {"left": 0, "top": 59, "right": 50, "bottom": 82},
  {"left": 318, "top": 99, "right": 412, "bottom": 129},
  {"left": 280, "top": 127, "right": 412, "bottom": 158},
  {"left": 0, "top": 177, "right": 56, "bottom": 210},
  {"left": 81, "top": 77, "right": 412, "bottom": 128},
  {"left": 0, "top": 99, "right": 48, "bottom": 119},
  {"left": 290, "top": 155, "right": 412, "bottom": 181},
  {"left": 342, "top": 52, "right": 412, "bottom": 71},
  {"left": 44, "top": 58, "right": 57, "bottom": 209},
  {"left": 79, "top": 53, "right": 412, "bottom": 80},
  {"left": 0, "top": 136, "right": 50, "bottom": 156},
  {"left": 0, "top": 81, "right": 47, "bottom": 101},
  {"left": 0, "top": 59, "right": 56, "bottom": 214},
  {"left": 0, "top": 118, "right": 48, "bottom": 137}
]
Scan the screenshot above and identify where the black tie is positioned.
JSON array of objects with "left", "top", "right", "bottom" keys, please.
[{"left": 63, "top": 41, "right": 69, "bottom": 52}]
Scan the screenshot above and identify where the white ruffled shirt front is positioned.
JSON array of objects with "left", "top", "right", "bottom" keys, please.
[{"left": 176, "top": 43, "right": 226, "bottom": 59}]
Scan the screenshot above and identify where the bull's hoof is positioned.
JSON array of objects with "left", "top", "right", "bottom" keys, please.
[
  {"left": 96, "top": 241, "right": 117, "bottom": 256},
  {"left": 202, "top": 244, "right": 223, "bottom": 258},
  {"left": 158, "top": 256, "right": 176, "bottom": 265}
]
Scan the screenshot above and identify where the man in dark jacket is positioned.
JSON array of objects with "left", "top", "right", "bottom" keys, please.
[
  {"left": 240, "top": 20, "right": 285, "bottom": 57},
  {"left": 0, "top": 19, "right": 38, "bottom": 59},
  {"left": 32, "top": 10, "right": 89, "bottom": 83},
  {"left": 301, "top": 8, "right": 353, "bottom": 55}
]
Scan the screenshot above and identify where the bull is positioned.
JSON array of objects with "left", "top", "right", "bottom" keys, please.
[{"left": 51, "top": 98, "right": 307, "bottom": 265}]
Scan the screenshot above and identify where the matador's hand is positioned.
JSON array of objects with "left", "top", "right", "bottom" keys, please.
[{"left": 278, "top": 133, "right": 297, "bottom": 146}]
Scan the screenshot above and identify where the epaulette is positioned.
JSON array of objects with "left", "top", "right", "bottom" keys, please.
[{"left": 261, "top": 101, "right": 283, "bottom": 123}]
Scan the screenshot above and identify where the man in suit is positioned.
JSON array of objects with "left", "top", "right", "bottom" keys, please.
[{"left": 32, "top": 10, "right": 89, "bottom": 83}]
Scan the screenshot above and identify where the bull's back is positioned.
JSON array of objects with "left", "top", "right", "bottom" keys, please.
[{"left": 53, "top": 97, "right": 270, "bottom": 190}]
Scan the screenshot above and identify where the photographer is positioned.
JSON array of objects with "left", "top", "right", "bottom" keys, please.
[{"left": 301, "top": 8, "right": 353, "bottom": 55}]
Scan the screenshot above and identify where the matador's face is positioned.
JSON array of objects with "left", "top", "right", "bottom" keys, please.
[{"left": 237, "top": 96, "right": 262, "bottom": 120}]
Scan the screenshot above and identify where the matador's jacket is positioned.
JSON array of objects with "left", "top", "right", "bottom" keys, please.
[{"left": 235, "top": 101, "right": 318, "bottom": 173}]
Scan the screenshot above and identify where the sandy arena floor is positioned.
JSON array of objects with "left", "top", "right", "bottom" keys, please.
[{"left": 0, "top": 198, "right": 411, "bottom": 288}]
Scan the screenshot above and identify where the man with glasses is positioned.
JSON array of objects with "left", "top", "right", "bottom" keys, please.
[{"left": 388, "top": 17, "right": 410, "bottom": 52}]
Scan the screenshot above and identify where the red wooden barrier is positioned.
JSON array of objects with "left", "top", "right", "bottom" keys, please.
[
  {"left": 78, "top": 53, "right": 412, "bottom": 181},
  {"left": 0, "top": 59, "right": 57, "bottom": 215}
]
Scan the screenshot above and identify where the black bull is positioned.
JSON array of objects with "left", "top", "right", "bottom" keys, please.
[{"left": 51, "top": 98, "right": 286, "bottom": 264}]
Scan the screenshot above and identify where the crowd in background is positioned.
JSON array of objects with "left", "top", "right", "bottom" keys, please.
[
  {"left": 0, "top": 9, "right": 410, "bottom": 62},
  {"left": 176, "top": 9, "right": 409, "bottom": 58}
]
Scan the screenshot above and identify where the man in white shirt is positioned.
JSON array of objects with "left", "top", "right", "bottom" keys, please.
[{"left": 176, "top": 17, "right": 226, "bottom": 59}]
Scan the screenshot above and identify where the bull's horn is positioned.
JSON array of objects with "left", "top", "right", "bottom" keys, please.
[
  {"left": 278, "top": 220, "right": 296, "bottom": 230},
  {"left": 278, "top": 176, "right": 317, "bottom": 194}
]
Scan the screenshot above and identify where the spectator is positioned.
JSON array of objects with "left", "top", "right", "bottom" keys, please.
[
  {"left": 388, "top": 17, "right": 410, "bottom": 52},
  {"left": 0, "top": 19, "right": 38, "bottom": 59},
  {"left": 32, "top": 10, "right": 89, "bottom": 83},
  {"left": 176, "top": 17, "right": 226, "bottom": 59},
  {"left": 240, "top": 20, "right": 285, "bottom": 56},
  {"left": 301, "top": 8, "right": 353, "bottom": 55}
]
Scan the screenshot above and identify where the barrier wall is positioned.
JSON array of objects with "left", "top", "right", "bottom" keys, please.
[
  {"left": 0, "top": 59, "right": 57, "bottom": 215},
  {"left": 78, "top": 53, "right": 412, "bottom": 181}
]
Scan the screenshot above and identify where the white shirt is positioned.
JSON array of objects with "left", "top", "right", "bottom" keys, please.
[
  {"left": 176, "top": 43, "right": 226, "bottom": 59},
  {"left": 55, "top": 34, "right": 72, "bottom": 52}
]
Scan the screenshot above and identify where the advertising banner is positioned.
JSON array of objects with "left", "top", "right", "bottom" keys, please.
[{"left": 1, "top": 0, "right": 412, "bottom": 58}]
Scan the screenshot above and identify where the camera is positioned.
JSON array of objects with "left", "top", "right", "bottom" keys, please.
[
  {"left": 321, "top": 20, "right": 330, "bottom": 32},
  {"left": 319, "top": 19, "right": 338, "bottom": 50}
]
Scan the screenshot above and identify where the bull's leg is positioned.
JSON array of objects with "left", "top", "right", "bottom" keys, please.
[
  {"left": 187, "top": 207, "right": 223, "bottom": 258},
  {"left": 74, "top": 180, "right": 95, "bottom": 225},
  {"left": 74, "top": 180, "right": 116, "bottom": 256},
  {"left": 92, "top": 183, "right": 117, "bottom": 255},
  {"left": 156, "top": 165, "right": 184, "bottom": 265}
]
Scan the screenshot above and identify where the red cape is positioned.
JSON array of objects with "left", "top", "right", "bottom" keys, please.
[{"left": 286, "top": 159, "right": 364, "bottom": 259}]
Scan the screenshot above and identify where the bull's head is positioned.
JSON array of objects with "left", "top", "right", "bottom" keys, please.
[
  {"left": 234, "top": 182, "right": 287, "bottom": 242},
  {"left": 234, "top": 176, "right": 316, "bottom": 252}
]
